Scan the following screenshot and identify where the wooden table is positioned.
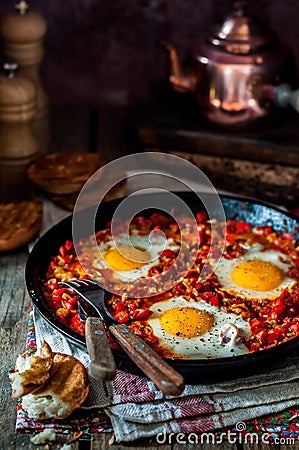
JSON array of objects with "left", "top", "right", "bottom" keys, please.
[{"left": 0, "top": 105, "right": 299, "bottom": 450}]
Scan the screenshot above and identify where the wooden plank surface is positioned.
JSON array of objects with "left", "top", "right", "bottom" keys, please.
[
  {"left": 0, "top": 319, "right": 28, "bottom": 449},
  {"left": 1, "top": 105, "right": 299, "bottom": 450},
  {"left": 0, "top": 251, "right": 29, "bottom": 328},
  {"left": 14, "top": 433, "right": 78, "bottom": 450},
  {"left": 135, "top": 120, "right": 299, "bottom": 166}
]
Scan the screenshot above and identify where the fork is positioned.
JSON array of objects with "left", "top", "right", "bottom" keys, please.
[
  {"left": 60, "top": 279, "right": 117, "bottom": 381},
  {"left": 60, "top": 279, "right": 185, "bottom": 396}
]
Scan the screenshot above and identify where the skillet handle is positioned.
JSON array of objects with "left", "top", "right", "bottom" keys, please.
[
  {"left": 85, "top": 317, "right": 117, "bottom": 381},
  {"left": 109, "top": 323, "right": 185, "bottom": 396}
]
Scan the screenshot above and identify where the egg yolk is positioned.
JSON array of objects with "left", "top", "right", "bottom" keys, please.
[
  {"left": 160, "top": 307, "right": 215, "bottom": 338},
  {"left": 104, "top": 245, "right": 151, "bottom": 271},
  {"left": 231, "top": 259, "right": 284, "bottom": 291}
]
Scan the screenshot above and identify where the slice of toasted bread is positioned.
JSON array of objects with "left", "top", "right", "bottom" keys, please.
[
  {"left": 9, "top": 342, "right": 54, "bottom": 398},
  {"left": 27, "top": 152, "right": 102, "bottom": 195},
  {"left": 22, "top": 353, "right": 90, "bottom": 420},
  {"left": 50, "top": 178, "right": 127, "bottom": 211},
  {"left": 0, "top": 200, "right": 43, "bottom": 251}
]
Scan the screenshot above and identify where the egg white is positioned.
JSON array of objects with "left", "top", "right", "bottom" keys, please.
[
  {"left": 147, "top": 296, "right": 251, "bottom": 359},
  {"left": 96, "top": 232, "right": 179, "bottom": 282},
  {"left": 214, "top": 246, "right": 295, "bottom": 300}
]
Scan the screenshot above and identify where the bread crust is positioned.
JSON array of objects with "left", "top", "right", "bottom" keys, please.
[
  {"left": 27, "top": 152, "right": 102, "bottom": 195},
  {"left": 9, "top": 342, "right": 90, "bottom": 419},
  {"left": 22, "top": 353, "right": 90, "bottom": 420},
  {"left": 9, "top": 341, "right": 53, "bottom": 397},
  {"left": 0, "top": 200, "right": 43, "bottom": 251},
  {"left": 29, "top": 353, "right": 90, "bottom": 419}
]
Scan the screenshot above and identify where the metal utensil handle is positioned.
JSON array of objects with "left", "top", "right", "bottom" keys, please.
[
  {"left": 85, "top": 317, "right": 117, "bottom": 381},
  {"left": 109, "top": 323, "right": 185, "bottom": 396}
]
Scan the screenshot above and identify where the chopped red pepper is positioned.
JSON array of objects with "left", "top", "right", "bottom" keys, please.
[
  {"left": 131, "top": 308, "right": 152, "bottom": 321},
  {"left": 114, "top": 310, "right": 130, "bottom": 324},
  {"left": 196, "top": 211, "right": 208, "bottom": 223},
  {"left": 159, "top": 249, "right": 177, "bottom": 259},
  {"left": 150, "top": 212, "right": 170, "bottom": 227},
  {"left": 43, "top": 210, "right": 299, "bottom": 357},
  {"left": 208, "top": 295, "right": 220, "bottom": 307},
  {"left": 236, "top": 221, "right": 251, "bottom": 233},
  {"left": 115, "top": 302, "right": 126, "bottom": 314}
]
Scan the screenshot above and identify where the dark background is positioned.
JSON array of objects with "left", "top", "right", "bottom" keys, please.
[{"left": 0, "top": 0, "right": 298, "bottom": 107}]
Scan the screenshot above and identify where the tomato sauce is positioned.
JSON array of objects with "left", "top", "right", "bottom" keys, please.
[{"left": 43, "top": 212, "right": 299, "bottom": 356}]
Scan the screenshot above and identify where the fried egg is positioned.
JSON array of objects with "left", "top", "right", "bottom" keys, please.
[
  {"left": 96, "top": 232, "right": 179, "bottom": 282},
  {"left": 215, "top": 246, "right": 295, "bottom": 300},
  {"left": 147, "top": 296, "right": 251, "bottom": 359}
]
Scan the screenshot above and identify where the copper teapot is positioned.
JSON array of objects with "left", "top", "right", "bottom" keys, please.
[{"left": 165, "top": 1, "right": 299, "bottom": 128}]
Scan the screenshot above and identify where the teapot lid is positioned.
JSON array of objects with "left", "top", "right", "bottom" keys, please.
[{"left": 208, "top": 1, "right": 277, "bottom": 54}]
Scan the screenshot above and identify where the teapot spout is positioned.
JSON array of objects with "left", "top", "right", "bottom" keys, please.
[{"left": 163, "top": 42, "right": 196, "bottom": 93}]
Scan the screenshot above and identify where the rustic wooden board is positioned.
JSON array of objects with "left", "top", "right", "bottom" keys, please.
[{"left": 0, "top": 252, "right": 30, "bottom": 448}]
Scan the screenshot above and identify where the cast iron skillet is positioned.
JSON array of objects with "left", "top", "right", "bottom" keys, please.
[{"left": 25, "top": 192, "right": 299, "bottom": 383}]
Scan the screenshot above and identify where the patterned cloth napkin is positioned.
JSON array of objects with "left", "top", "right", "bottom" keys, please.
[{"left": 16, "top": 306, "right": 299, "bottom": 443}]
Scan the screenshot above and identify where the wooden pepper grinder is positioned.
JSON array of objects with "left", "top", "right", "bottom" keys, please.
[
  {"left": 0, "top": 61, "right": 39, "bottom": 160},
  {"left": 0, "top": 1, "right": 49, "bottom": 152},
  {"left": 0, "top": 1, "right": 47, "bottom": 116}
]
